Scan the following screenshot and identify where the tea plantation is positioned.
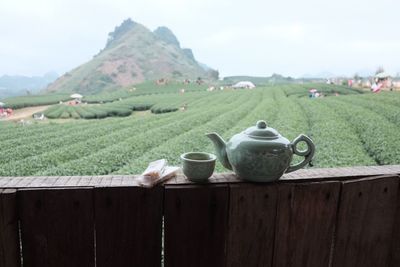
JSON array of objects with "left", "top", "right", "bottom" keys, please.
[{"left": 1, "top": 84, "right": 399, "bottom": 176}]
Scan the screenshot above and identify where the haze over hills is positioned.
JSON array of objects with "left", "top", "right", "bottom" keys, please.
[
  {"left": 46, "top": 19, "right": 217, "bottom": 94},
  {"left": 0, "top": 72, "right": 58, "bottom": 99},
  {"left": 223, "top": 74, "right": 296, "bottom": 85},
  {"left": 300, "top": 69, "right": 382, "bottom": 79}
]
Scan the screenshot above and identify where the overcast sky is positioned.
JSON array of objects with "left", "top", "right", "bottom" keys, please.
[{"left": 1, "top": 0, "right": 399, "bottom": 78}]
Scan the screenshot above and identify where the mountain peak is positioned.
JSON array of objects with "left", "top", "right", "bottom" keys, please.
[
  {"left": 106, "top": 18, "right": 138, "bottom": 48},
  {"left": 46, "top": 19, "right": 216, "bottom": 94},
  {"left": 153, "top": 26, "right": 180, "bottom": 47}
]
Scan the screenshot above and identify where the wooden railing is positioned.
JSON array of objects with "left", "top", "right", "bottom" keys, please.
[{"left": 0, "top": 165, "right": 400, "bottom": 267}]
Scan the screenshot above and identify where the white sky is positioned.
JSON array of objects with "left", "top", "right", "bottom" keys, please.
[{"left": 1, "top": 0, "right": 399, "bottom": 78}]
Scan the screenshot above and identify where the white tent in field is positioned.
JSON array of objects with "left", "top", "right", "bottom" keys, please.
[
  {"left": 232, "top": 81, "right": 256, "bottom": 89},
  {"left": 375, "top": 72, "right": 391, "bottom": 79},
  {"left": 70, "top": 93, "right": 83, "bottom": 99}
]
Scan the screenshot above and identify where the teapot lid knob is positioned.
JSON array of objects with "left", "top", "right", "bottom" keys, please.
[
  {"left": 256, "top": 120, "right": 267, "bottom": 129},
  {"left": 245, "top": 120, "right": 279, "bottom": 139}
]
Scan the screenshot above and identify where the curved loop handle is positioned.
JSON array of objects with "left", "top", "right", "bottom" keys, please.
[{"left": 285, "top": 134, "right": 315, "bottom": 173}]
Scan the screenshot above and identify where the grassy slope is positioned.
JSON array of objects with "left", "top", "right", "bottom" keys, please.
[
  {"left": 1, "top": 84, "right": 400, "bottom": 176},
  {"left": 46, "top": 23, "right": 209, "bottom": 94}
]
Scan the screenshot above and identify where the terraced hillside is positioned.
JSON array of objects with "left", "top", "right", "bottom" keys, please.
[{"left": 0, "top": 84, "right": 399, "bottom": 176}]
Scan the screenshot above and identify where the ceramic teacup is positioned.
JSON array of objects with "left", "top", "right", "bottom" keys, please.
[{"left": 180, "top": 152, "right": 216, "bottom": 182}]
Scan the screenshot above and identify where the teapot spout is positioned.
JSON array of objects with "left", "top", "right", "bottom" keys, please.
[{"left": 206, "top": 132, "right": 232, "bottom": 170}]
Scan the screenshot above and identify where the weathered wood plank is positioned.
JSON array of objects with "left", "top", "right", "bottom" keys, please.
[
  {"left": 99, "top": 176, "right": 113, "bottom": 187},
  {"left": 77, "top": 176, "right": 93, "bottom": 186},
  {"left": 110, "top": 176, "right": 123, "bottom": 186},
  {"left": 39, "top": 177, "right": 59, "bottom": 187},
  {"left": 0, "top": 165, "right": 398, "bottom": 188},
  {"left": 2, "top": 177, "right": 24, "bottom": 187},
  {"left": 88, "top": 176, "right": 103, "bottom": 186},
  {"left": 29, "top": 176, "right": 50, "bottom": 187},
  {"left": 0, "top": 189, "right": 20, "bottom": 267},
  {"left": 19, "top": 188, "right": 94, "bottom": 267},
  {"left": 273, "top": 181, "right": 341, "bottom": 267},
  {"left": 0, "top": 178, "right": 13, "bottom": 187},
  {"left": 66, "top": 176, "right": 82, "bottom": 186},
  {"left": 120, "top": 176, "right": 138, "bottom": 186},
  {"left": 389, "top": 178, "right": 400, "bottom": 267},
  {"left": 332, "top": 175, "right": 399, "bottom": 267},
  {"left": 15, "top": 176, "right": 36, "bottom": 187},
  {"left": 164, "top": 165, "right": 400, "bottom": 185},
  {"left": 95, "top": 186, "right": 163, "bottom": 267},
  {"left": 164, "top": 184, "right": 229, "bottom": 267},
  {"left": 226, "top": 183, "right": 278, "bottom": 267},
  {"left": 282, "top": 165, "right": 400, "bottom": 180},
  {"left": 53, "top": 176, "right": 71, "bottom": 186}
]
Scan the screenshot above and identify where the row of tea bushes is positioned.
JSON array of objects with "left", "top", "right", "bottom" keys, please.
[
  {"left": 41, "top": 91, "right": 212, "bottom": 119},
  {"left": 0, "top": 92, "right": 230, "bottom": 175},
  {"left": 0, "top": 117, "right": 135, "bottom": 166},
  {"left": 282, "top": 84, "right": 362, "bottom": 98},
  {"left": 334, "top": 94, "right": 400, "bottom": 127},
  {"left": 82, "top": 90, "right": 136, "bottom": 103},
  {"left": 44, "top": 105, "right": 75, "bottom": 119},
  {"left": 297, "top": 98, "right": 375, "bottom": 167},
  {"left": 1, "top": 94, "right": 72, "bottom": 109},
  {"left": 3, "top": 85, "right": 400, "bottom": 176},
  {"left": 0, "top": 82, "right": 207, "bottom": 110},
  {"left": 117, "top": 90, "right": 270, "bottom": 174},
  {"left": 151, "top": 106, "right": 179, "bottom": 114},
  {"left": 0, "top": 119, "right": 95, "bottom": 151},
  {"left": 325, "top": 97, "right": 400, "bottom": 165},
  {"left": 74, "top": 106, "right": 106, "bottom": 119},
  {"left": 37, "top": 93, "right": 242, "bottom": 176},
  {"left": 148, "top": 93, "right": 205, "bottom": 114},
  {"left": 0, "top": 115, "right": 171, "bottom": 176},
  {"left": 82, "top": 82, "right": 208, "bottom": 104},
  {"left": 270, "top": 88, "right": 309, "bottom": 141},
  {"left": 43, "top": 103, "right": 142, "bottom": 119}
]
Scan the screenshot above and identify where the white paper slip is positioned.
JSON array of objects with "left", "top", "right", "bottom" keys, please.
[
  {"left": 137, "top": 166, "right": 180, "bottom": 187},
  {"left": 141, "top": 159, "right": 167, "bottom": 179}
]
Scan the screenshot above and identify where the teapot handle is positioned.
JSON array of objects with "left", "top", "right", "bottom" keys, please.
[{"left": 286, "top": 134, "right": 315, "bottom": 173}]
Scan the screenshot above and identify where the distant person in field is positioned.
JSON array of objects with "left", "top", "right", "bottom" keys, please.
[
  {"left": 181, "top": 103, "right": 188, "bottom": 111},
  {"left": 371, "top": 82, "right": 382, "bottom": 93}
]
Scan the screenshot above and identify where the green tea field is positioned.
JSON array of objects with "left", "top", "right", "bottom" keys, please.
[{"left": 1, "top": 84, "right": 399, "bottom": 176}]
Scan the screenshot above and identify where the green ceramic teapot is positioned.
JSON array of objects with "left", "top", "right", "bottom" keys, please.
[{"left": 206, "top": 120, "right": 315, "bottom": 182}]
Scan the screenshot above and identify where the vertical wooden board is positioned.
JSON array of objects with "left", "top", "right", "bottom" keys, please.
[
  {"left": 95, "top": 186, "right": 163, "bottom": 267},
  {"left": 19, "top": 189, "right": 47, "bottom": 267},
  {"left": 19, "top": 188, "right": 94, "bottom": 267},
  {"left": 389, "top": 178, "right": 400, "bottom": 267},
  {"left": 273, "top": 181, "right": 341, "bottom": 267},
  {"left": 332, "top": 176, "right": 399, "bottom": 267},
  {"left": 0, "top": 189, "right": 21, "bottom": 267},
  {"left": 226, "top": 183, "right": 278, "bottom": 267},
  {"left": 164, "top": 184, "right": 229, "bottom": 267}
]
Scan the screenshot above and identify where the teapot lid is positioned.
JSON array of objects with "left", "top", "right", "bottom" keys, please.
[{"left": 244, "top": 120, "right": 280, "bottom": 139}]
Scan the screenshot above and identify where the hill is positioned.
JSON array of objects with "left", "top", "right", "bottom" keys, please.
[
  {"left": 223, "top": 74, "right": 295, "bottom": 85},
  {"left": 46, "top": 19, "right": 217, "bottom": 94},
  {"left": 0, "top": 72, "right": 58, "bottom": 99}
]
